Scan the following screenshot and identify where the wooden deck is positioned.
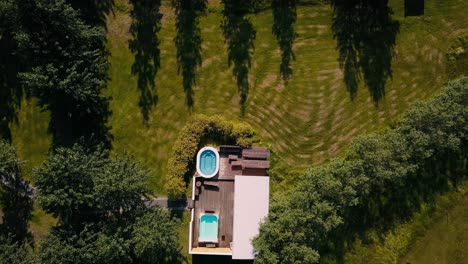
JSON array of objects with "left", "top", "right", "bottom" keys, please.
[
  {"left": 191, "top": 145, "right": 270, "bottom": 252},
  {"left": 193, "top": 180, "right": 234, "bottom": 248},
  {"left": 191, "top": 247, "right": 232, "bottom": 254}
]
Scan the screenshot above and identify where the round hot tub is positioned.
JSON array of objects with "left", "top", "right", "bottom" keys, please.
[{"left": 196, "top": 146, "right": 219, "bottom": 178}]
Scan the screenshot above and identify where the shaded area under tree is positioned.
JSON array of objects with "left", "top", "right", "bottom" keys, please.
[
  {"left": 0, "top": 141, "right": 33, "bottom": 244},
  {"left": 221, "top": 0, "right": 256, "bottom": 115},
  {"left": 16, "top": 0, "right": 112, "bottom": 150},
  {"left": 331, "top": 0, "right": 399, "bottom": 104},
  {"left": 404, "top": 0, "right": 424, "bottom": 17},
  {"left": 129, "top": 0, "right": 162, "bottom": 124},
  {"left": 173, "top": 0, "right": 207, "bottom": 109},
  {"left": 0, "top": 31, "right": 22, "bottom": 141},
  {"left": 272, "top": 0, "right": 297, "bottom": 84},
  {"left": 0, "top": 183, "right": 33, "bottom": 244}
]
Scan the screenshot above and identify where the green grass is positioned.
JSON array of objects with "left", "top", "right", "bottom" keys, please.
[
  {"left": 106, "top": 0, "right": 468, "bottom": 193},
  {"left": 29, "top": 202, "right": 57, "bottom": 245},
  {"left": 10, "top": 0, "right": 468, "bottom": 195},
  {"left": 339, "top": 181, "right": 468, "bottom": 264},
  {"left": 178, "top": 211, "right": 192, "bottom": 263},
  {"left": 400, "top": 188, "right": 468, "bottom": 264},
  {"left": 10, "top": 98, "right": 51, "bottom": 181},
  {"left": 3, "top": 0, "right": 467, "bottom": 258}
]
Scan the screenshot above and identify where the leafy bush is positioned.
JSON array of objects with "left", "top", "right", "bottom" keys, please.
[
  {"left": 34, "top": 145, "right": 150, "bottom": 227},
  {"left": 0, "top": 235, "right": 36, "bottom": 264},
  {"left": 0, "top": 141, "right": 21, "bottom": 181},
  {"left": 165, "top": 114, "right": 256, "bottom": 197},
  {"left": 253, "top": 77, "right": 468, "bottom": 263}
]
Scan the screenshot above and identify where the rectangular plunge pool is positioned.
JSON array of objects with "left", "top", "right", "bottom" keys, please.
[{"left": 199, "top": 214, "right": 218, "bottom": 243}]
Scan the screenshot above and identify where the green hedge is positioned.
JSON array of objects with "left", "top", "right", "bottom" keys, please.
[{"left": 165, "top": 114, "right": 256, "bottom": 197}]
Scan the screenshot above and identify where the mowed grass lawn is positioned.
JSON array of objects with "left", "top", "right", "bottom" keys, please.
[
  {"left": 10, "top": 0, "right": 468, "bottom": 194},
  {"left": 400, "top": 192, "right": 468, "bottom": 264}
]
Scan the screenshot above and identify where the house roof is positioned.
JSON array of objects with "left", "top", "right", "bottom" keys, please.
[{"left": 232, "top": 175, "right": 270, "bottom": 260}]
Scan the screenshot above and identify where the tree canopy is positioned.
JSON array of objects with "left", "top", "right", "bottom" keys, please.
[
  {"left": 34, "top": 145, "right": 148, "bottom": 227},
  {"left": 34, "top": 145, "right": 181, "bottom": 263},
  {"left": 15, "top": 0, "right": 111, "bottom": 149},
  {"left": 0, "top": 141, "right": 33, "bottom": 244}
]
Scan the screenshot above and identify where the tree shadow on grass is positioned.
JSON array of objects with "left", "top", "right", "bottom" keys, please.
[
  {"left": 66, "top": 0, "right": 114, "bottom": 28},
  {"left": 12, "top": 0, "right": 113, "bottom": 151},
  {"left": 129, "top": 0, "right": 162, "bottom": 124},
  {"left": 272, "top": 0, "right": 297, "bottom": 84},
  {"left": 173, "top": 0, "right": 207, "bottom": 109},
  {"left": 0, "top": 184, "right": 33, "bottom": 244},
  {"left": 331, "top": 0, "right": 399, "bottom": 104},
  {"left": 404, "top": 0, "right": 424, "bottom": 17},
  {"left": 221, "top": 0, "right": 256, "bottom": 116},
  {"left": 0, "top": 31, "right": 22, "bottom": 141},
  {"left": 48, "top": 101, "right": 112, "bottom": 151}
]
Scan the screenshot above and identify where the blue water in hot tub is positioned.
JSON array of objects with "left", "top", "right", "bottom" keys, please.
[{"left": 199, "top": 149, "right": 217, "bottom": 175}]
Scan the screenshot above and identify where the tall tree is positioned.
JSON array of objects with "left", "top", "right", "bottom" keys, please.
[{"left": 16, "top": 0, "right": 111, "bottom": 149}]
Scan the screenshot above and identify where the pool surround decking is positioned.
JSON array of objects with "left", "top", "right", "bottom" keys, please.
[{"left": 190, "top": 145, "right": 270, "bottom": 256}]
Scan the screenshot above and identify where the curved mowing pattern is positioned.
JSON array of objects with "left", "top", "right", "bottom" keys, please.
[
  {"left": 196, "top": 147, "right": 219, "bottom": 178},
  {"left": 199, "top": 214, "right": 219, "bottom": 243},
  {"left": 101, "top": 0, "right": 468, "bottom": 192}
]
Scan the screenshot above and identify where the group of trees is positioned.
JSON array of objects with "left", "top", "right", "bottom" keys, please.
[
  {"left": 253, "top": 77, "right": 468, "bottom": 263},
  {"left": 0, "top": 143, "right": 182, "bottom": 263},
  {"left": 1, "top": 0, "right": 183, "bottom": 263},
  {"left": 2, "top": 0, "right": 462, "bottom": 263},
  {"left": 34, "top": 145, "right": 181, "bottom": 264}
]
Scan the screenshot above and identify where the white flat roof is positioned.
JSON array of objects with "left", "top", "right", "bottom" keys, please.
[{"left": 232, "top": 176, "right": 269, "bottom": 260}]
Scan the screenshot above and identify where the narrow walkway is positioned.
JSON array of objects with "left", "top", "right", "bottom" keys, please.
[
  {"left": 145, "top": 197, "right": 188, "bottom": 210},
  {"left": 0, "top": 176, "right": 188, "bottom": 210}
]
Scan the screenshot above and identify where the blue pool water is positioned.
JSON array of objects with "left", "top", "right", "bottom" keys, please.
[
  {"left": 199, "top": 214, "right": 218, "bottom": 242},
  {"left": 199, "top": 150, "right": 217, "bottom": 175}
]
